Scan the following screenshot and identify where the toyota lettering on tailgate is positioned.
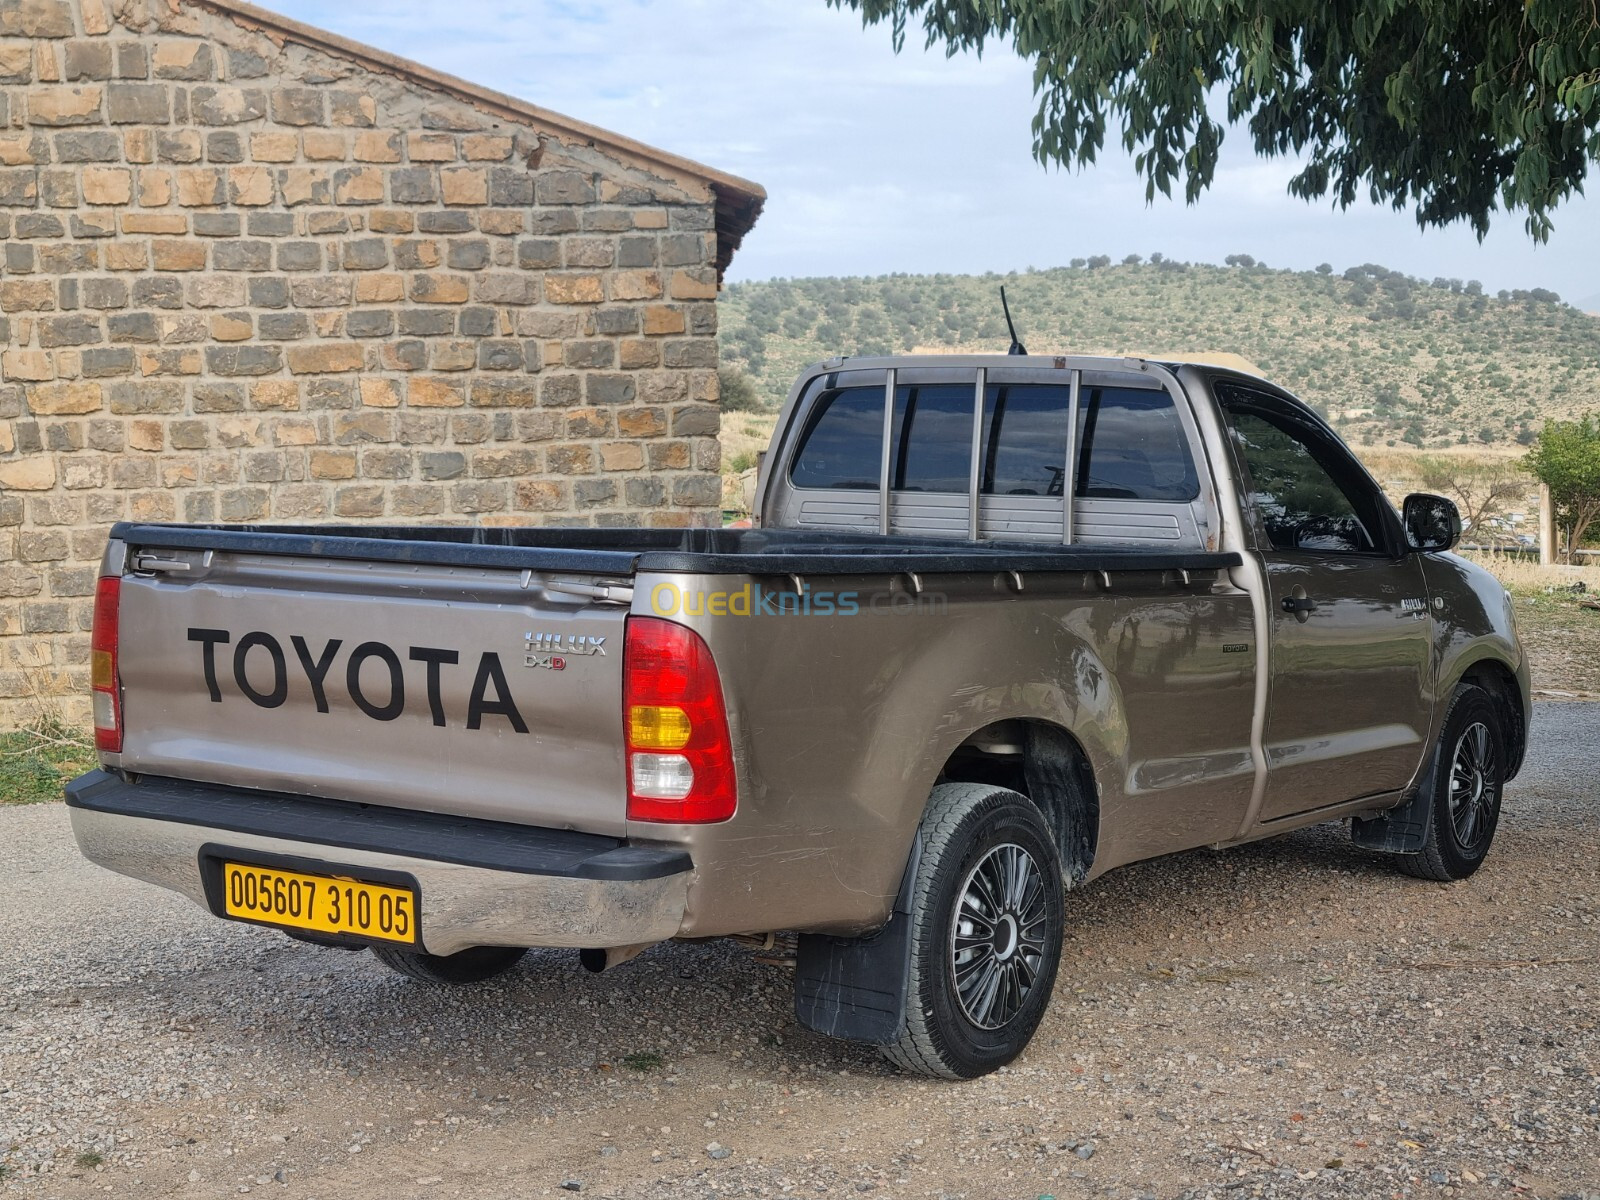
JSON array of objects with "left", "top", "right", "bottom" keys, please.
[{"left": 185, "top": 629, "right": 530, "bottom": 733}]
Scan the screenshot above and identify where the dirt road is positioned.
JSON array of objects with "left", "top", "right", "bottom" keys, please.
[{"left": 3, "top": 703, "right": 1596, "bottom": 1200}]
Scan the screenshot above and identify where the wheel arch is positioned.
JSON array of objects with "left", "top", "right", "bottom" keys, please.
[
  {"left": 1455, "top": 657, "right": 1527, "bottom": 781},
  {"left": 935, "top": 718, "right": 1100, "bottom": 886}
]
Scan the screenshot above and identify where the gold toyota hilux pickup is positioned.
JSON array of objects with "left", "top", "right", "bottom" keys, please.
[{"left": 67, "top": 354, "right": 1529, "bottom": 1078}]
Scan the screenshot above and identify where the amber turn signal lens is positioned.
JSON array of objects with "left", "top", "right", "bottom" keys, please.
[{"left": 628, "top": 704, "right": 692, "bottom": 750}]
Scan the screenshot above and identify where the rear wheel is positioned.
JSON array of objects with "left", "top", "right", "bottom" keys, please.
[
  {"left": 1398, "top": 684, "right": 1505, "bottom": 882},
  {"left": 371, "top": 944, "right": 527, "bottom": 984},
  {"left": 882, "top": 783, "right": 1065, "bottom": 1079}
]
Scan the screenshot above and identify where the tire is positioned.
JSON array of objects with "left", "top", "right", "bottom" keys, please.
[
  {"left": 882, "top": 783, "right": 1065, "bottom": 1080},
  {"left": 1397, "top": 684, "right": 1506, "bottom": 882},
  {"left": 371, "top": 944, "right": 527, "bottom": 984}
]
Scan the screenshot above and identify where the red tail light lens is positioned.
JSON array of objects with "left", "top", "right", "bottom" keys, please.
[
  {"left": 90, "top": 575, "right": 123, "bottom": 753},
  {"left": 623, "top": 616, "right": 736, "bottom": 823}
]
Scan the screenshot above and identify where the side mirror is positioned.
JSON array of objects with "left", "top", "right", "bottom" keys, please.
[{"left": 1403, "top": 492, "right": 1461, "bottom": 553}]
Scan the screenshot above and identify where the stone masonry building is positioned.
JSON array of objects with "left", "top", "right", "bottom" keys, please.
[{"left": 0, "top": 0, "right": 764, "bottom": 728}]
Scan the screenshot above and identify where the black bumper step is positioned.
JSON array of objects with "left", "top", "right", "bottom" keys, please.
[{"left": 65, "top": 770, "right": 690, "bottom": 882}]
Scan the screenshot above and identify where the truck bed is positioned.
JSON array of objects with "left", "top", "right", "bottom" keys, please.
[{"left": 101, "top": 520, "right": 1239, "bottom": 846}]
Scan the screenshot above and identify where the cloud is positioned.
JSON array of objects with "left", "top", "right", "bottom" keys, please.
[{"left": 262, "top": 0, "right": 1599, "bottom": 300}]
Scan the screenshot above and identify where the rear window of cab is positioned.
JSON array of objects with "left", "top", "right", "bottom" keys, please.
[{"left": 789, "top": 382, "right": 1200, "bottom": 502}]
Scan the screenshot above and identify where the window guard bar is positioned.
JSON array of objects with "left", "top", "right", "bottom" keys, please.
[
  {"left": 967, "top": 367, "right": 986, "bottom": 542},
  {"left": 877, "top": 368, "right": 896, "bottom": 537},
  {"left": 1063, "top": 369, "right": 1081, "bottom": 545}
]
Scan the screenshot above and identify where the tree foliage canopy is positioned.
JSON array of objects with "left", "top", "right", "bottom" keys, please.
[
  {"left": 828, "top": 0, "right": 1600, "bottom": 240},
  {"left": 1525, "top": 415, "right": 1600, "bottom": 558}
]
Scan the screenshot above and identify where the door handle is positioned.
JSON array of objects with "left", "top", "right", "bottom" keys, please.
[{"left": 1281, "top": 594, "right": 1318, "bottom": 616}]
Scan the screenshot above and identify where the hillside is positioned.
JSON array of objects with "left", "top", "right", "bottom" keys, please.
[{"left": 718, "top": 261, "right": 1600, "bottom": 449}]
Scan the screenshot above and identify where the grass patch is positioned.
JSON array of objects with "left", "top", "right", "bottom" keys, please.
[
  {"left": 0, "top": 715, "right": 96, "bottom": 806},
  {"left": 1461, "top": 549, "right": 1600, "bottom": 598},
  {"left": 621, "top": 1050, "right": 665, "bottom": 1072},
  {"left": 73, "top": 1151, "right": 103, "bottom": 1170}
]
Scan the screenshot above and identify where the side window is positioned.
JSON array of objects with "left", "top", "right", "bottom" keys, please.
[
  {"left": 789, "top": 387, "right": 884, "bottom": 490},
  {"left": 1075, "top": 387, "right": 1201, "bottom": 502},
  {"left": 1219, "top": 388, "right": 1384, "bottom": 553},
  {"left": 890, "top": 384, "right": 974, "bottom": 493}
]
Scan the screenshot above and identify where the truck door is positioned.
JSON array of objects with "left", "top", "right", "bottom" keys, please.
[{"left": 1216, "top": 383, "right": 1435, "bottom": 823}]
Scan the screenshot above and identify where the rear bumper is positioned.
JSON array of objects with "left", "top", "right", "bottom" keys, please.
[{"left": 65, "top": 771, "right": 691, "bottom": 956}]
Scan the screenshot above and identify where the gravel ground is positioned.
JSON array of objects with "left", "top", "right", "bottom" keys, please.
[{"left": 2, "top": 703, "right": 1596, "bottom": 1200}]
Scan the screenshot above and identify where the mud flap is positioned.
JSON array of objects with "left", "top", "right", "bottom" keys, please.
[
  {"left": 1350, "top": 750, "right": 1438, "bottom": 854},
  {"left": 793, "top": 835, "right": 920, "bottom": 1044}
]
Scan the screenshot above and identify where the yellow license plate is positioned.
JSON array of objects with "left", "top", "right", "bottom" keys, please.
[{"left": 221, "top": 862, "right": 417, "bottom": 945}]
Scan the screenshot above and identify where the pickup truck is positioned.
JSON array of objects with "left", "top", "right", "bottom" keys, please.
[{"left": 66, "top": 354, "right": 1529, "bottom": 1079}]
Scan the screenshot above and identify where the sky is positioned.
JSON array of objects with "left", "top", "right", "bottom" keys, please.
[{"left": 262, "top": 0, "right": 1600, "bottom": 308}]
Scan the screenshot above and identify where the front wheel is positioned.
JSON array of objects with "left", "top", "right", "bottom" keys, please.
[
  {"left": 882, "top": 783, "right": 1065, "bottom": 1079},
  {"left": 1398, "top": 684, "right": 1505, "bottom": 882}
]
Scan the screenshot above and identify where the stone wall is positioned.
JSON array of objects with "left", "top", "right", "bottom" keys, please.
[{"left": 0, "top": 0, "right": 744, "bottom": 728}]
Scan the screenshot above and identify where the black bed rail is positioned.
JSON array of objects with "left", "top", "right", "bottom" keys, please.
[{"left": 110, "top": 522, "right": 1242, "bottom": 578}]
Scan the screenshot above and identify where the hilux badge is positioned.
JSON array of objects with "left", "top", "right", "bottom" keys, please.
[{"left": 525, "top": 632, "right": 606, "bottom": 669}]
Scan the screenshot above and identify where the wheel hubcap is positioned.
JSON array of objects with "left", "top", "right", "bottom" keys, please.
[
  {"left": 1447, "top": 721, "right": 1498, "bottom": 851},
  {"left": 950, "top": 843, "right": 1049, "bottom": 1030}
]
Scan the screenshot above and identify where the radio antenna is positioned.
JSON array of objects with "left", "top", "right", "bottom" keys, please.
[{"left": 1000, "top": 287, "right": 1028, "bottom": 356}]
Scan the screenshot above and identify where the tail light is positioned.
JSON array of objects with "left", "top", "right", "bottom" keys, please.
[
  {"left": 90, "top": 575, "right": 123, "bottom": 753},
  {"left": 623, "top": 616, "right": 736, "bottom": 823}
]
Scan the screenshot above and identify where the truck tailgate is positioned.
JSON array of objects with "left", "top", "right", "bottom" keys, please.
[{"left": 113, "top": 547, "right": 630, "bottom": 836}]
